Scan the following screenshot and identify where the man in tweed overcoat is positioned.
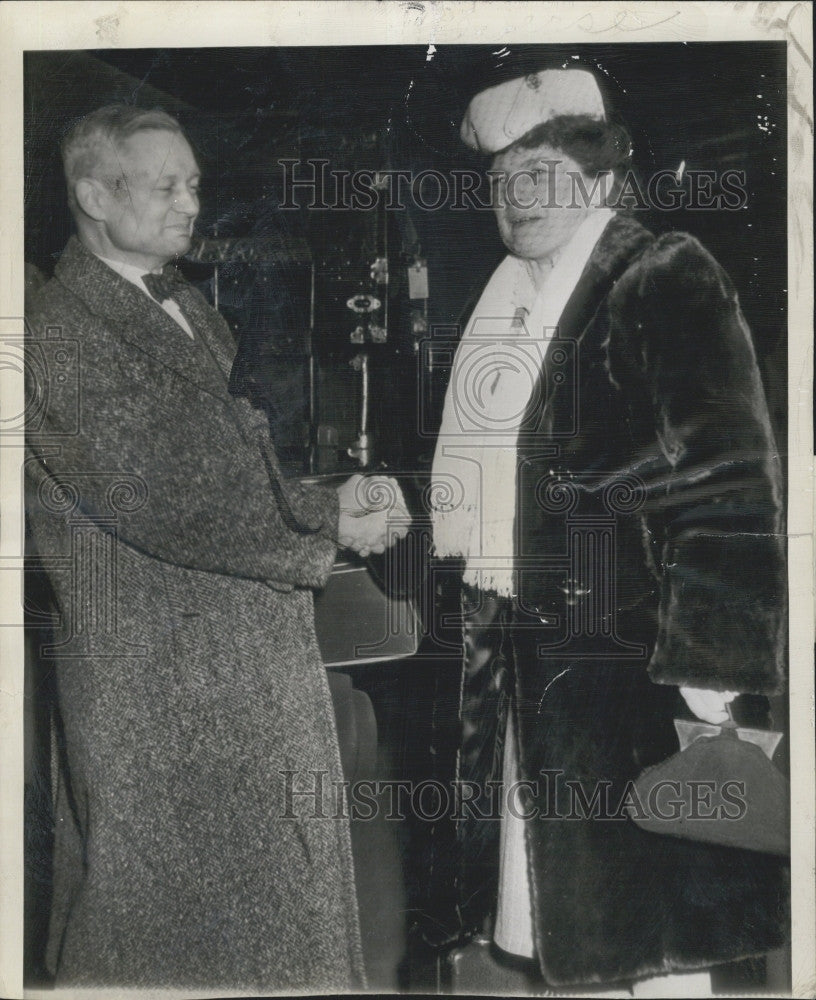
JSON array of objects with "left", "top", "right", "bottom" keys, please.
[{"left": 25, "top": 105, "right": 391, "bottom": 991}]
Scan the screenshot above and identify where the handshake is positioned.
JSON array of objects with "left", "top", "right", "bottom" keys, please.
[{"left": 336, "top": 474, "right": 411, "bottom": 559}]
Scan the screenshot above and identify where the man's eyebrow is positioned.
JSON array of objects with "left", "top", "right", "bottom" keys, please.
[{"left": 155, "top": 170, "right": 202, "bottom": 182}]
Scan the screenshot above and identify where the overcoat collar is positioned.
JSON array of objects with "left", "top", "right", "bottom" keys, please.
[
  {"left": 457, "top": 213, "right": 652, "bottom": 340},
  {"left": 54, "top": 235, "right": 230, "bottom": 398},
  {"left": 521, "top": 212, "right": 654, "bottom": 434},
  {"left": 555, "top": 211, "right": 653, "bottom": 344},
  {"left": 454, "top": 214, "right": 653, "bottom": 436}
]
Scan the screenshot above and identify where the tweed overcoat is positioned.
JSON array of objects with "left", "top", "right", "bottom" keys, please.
[
  {"left": 445, "top": 214, "right": 789, "bottom": 987},
  {"left": 25, "top": 237, "right": 365, "bottom": 991}
]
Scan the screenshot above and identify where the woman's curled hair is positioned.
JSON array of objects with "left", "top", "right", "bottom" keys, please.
[{"left": 515, "top": 114, "right": 632, "bottom": 179}]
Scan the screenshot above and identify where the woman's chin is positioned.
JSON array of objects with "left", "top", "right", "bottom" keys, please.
[{"left": 506, "top": 237, "right": 555, "bottom": 261}]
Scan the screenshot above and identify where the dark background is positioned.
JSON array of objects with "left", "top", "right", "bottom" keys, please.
[{"left": 24, "top": 43, "right": 789, "bottom": 991}]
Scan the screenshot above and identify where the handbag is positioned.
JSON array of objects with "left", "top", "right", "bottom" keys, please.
[
  {"left": 313, "top": 552, "right": 420, "bottom": 668},
  {"left": 300, "top": 473, "right": 421, "bottom": 668},
  {"left": 631, "top": 715, "right": 789, "bottom": 856}
]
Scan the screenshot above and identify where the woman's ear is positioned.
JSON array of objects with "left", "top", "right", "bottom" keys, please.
[{"left": 73, "top": 177, "right": 110, "bottom": 222}]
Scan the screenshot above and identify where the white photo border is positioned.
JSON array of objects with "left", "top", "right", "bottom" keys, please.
[{"left": 1, "top": 3, "right": 812, "bottom": 998}]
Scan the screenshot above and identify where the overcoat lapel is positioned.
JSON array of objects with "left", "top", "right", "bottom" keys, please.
[
  {"left": 54, "top": 237, "right": 230, "bottom": 400},
  {"left": 521, "top": 213, "right": 654, "bottom": 436},
  {"left": 172, "top": 282, "right": 236, "bottom": 381}
]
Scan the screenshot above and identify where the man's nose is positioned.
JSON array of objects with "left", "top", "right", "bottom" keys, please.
[{"left": 173, "top": 189, "right": 198, "bottom": 216}]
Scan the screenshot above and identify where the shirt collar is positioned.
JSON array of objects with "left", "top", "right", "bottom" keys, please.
[{"left": 93, "top": 253, "right": 162, "bottom": 292}]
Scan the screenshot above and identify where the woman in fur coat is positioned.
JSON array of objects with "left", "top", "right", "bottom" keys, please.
[{"left": 429, "top": 68, "right": 788, "bottom": 995}]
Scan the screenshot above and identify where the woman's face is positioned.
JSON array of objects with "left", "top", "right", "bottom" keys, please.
[{"left": 490, "top": 142, "right": 595, "bottom": 262}]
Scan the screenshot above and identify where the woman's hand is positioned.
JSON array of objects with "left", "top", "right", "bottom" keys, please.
[
  {"left": 338, "top": 508, "right": 389, "bottom": 558},
  {"left": 336, "top": 474, "right": 411, "bottom": 558},
  {"left": 679, "top": 686, "right": 739, "bottom": 725}
]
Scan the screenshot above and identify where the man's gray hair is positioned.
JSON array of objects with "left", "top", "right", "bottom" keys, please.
[{"left": 60, "top": 104, "right": 186, "bottom": 208}]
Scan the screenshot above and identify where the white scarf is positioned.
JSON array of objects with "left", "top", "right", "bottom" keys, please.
[{"left": 430, "top": 208, "right": 614, "bottom": 596}]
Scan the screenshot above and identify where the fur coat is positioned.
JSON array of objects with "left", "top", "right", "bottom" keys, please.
[
  {"left": 24, "top": 237, "right": 365, "bottom": 991},
  {"left": 441, "top": 213, "right": 788, "bottom": 988}
]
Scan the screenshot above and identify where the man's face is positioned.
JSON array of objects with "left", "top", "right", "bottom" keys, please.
[
  {"left": 490, "top": 142, "right": 592, "bottom": 262},
  {"left": 97, "top": 128, "right": 200, "bottom": 270}
]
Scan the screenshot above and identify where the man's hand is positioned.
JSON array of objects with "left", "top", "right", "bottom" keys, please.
[
  {"left": 338, "top": 508, "right": 389, "bottom": 558},
  {"left": 679, "top": 686, "right": 739, "bottom": 725},
  {"left": 336, "top": 474, "right": 411, "bottom": 558}
]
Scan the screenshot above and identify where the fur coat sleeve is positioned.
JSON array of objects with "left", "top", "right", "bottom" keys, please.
[{"left": 606, "top": 231, "right": 786, "bottom": 695}]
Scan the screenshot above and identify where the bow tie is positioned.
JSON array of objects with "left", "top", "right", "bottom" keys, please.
[{"left": 143, "top": 269, "right": 185, "bottom": 303}]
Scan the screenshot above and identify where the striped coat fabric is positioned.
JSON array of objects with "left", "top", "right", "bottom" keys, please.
[{"left": 25, "top": 236, "right": 365, "bottom": 991}]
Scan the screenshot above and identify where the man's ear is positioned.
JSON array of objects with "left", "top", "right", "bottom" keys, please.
[{"left": 74, "top": 177, "right": 111, "bottom": 222}]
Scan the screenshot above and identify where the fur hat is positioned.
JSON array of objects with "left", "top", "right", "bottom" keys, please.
[{"left": 460, "top": 69, "right": 605, "bottom": 154}]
